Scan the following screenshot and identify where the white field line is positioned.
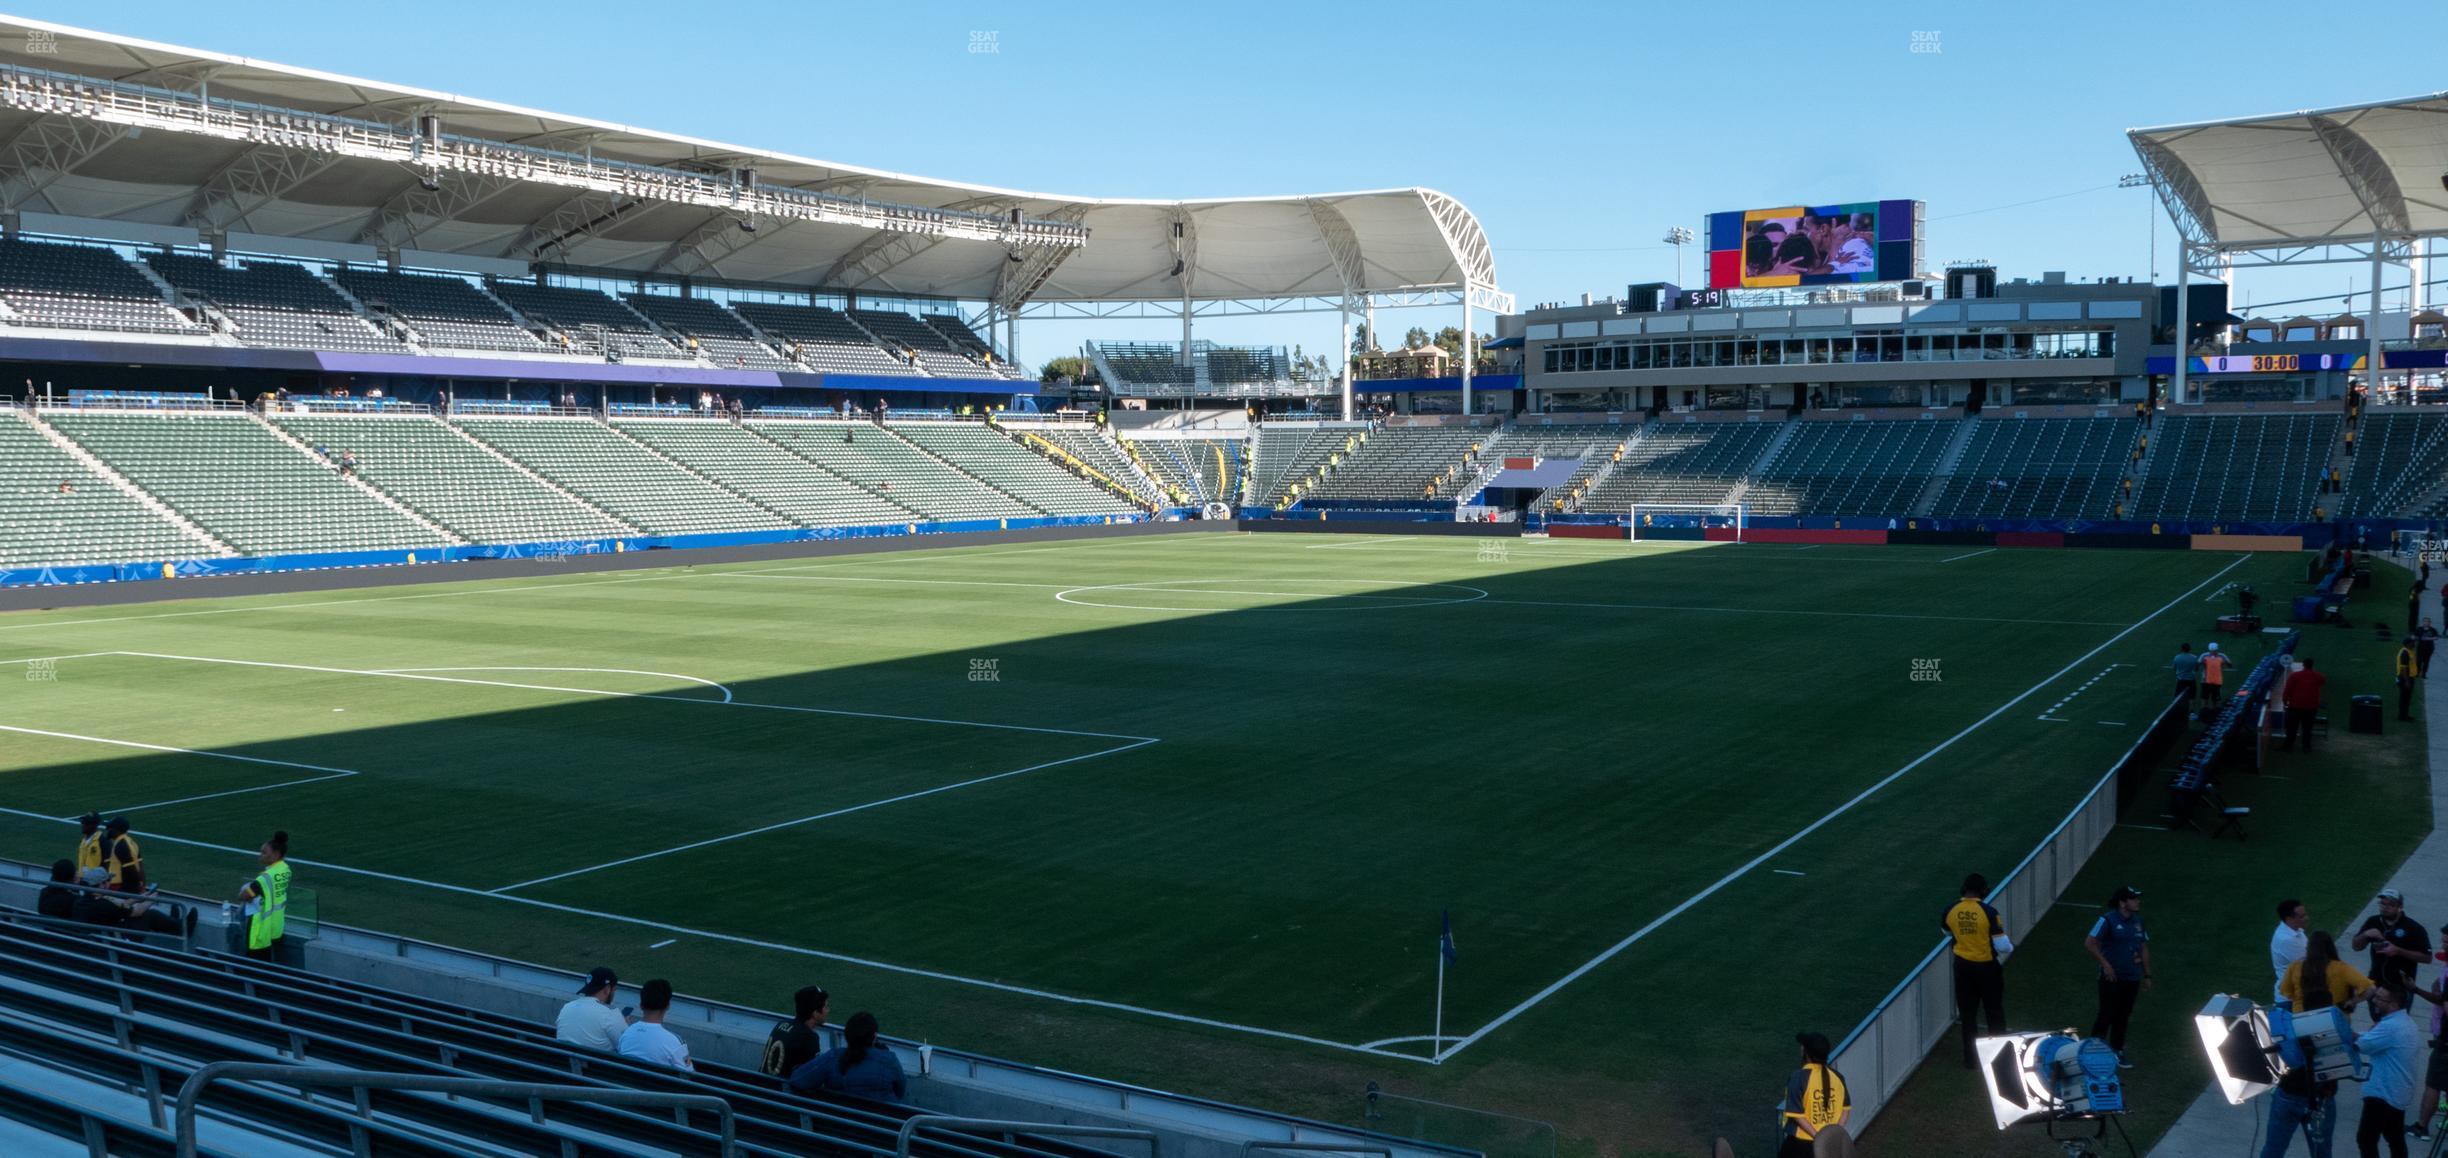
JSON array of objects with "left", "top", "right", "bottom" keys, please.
[
  {"left": 0, "top": 651, "right": 118, "bottom": 665},
  {"left": 0, "top": 802, "right": 1425, "bottom": 1064},
  {"left": 0, "top": 723, "right": 361, "bottom": 816},
  {"left": 370, "top": 666, "right": 735, "bottom": 704},
  {"left": 112, "top": 652, "right": 1156, "bottom": 743},
  {"left": 1432, "top": 553, "right": 2251, "bottom": 1062},
  {"left": 492, "top": 737, "right": 1160, "bottom": 894},
  {"left": 1942, "top": 548, "right": 1999, "bottom": 563},
  {"left": 1474, "top": 597, "right": 2124, "bottom": 629}
]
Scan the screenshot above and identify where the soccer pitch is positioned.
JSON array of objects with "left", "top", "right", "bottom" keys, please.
[{"left": 0, "top": 532, "right": 2301, "bottom": 1147}]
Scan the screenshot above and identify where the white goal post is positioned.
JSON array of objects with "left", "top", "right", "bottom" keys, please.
[{"left": 1626, "top": 503, "right": 1747, "bottom": 542}]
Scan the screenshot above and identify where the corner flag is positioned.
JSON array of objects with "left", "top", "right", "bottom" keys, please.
[{"left": 1439, "top": 909, "right": 1457, "bottom": 964}]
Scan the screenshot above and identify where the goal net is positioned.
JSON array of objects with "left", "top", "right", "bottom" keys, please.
[{"left": 1626, "top": 503, "right": 1746, "bottom": 542}]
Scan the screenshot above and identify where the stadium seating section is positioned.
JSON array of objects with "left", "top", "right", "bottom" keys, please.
[
  {"left": 1436, "top": 422, "right": 1639, "bottom": 502},
  {"left": 621, "top": 294, "right": 796, "bottom": 370},
  {"left": 1933, "top": 417, "right": 2138, "bottom": 519},
  {"left": 750, "top": 420, "right": 1035, "bottom": 521},
  {"left": 272, "top": 413, "right": 633, "bottom": 543},
  {"left": 1125, "top": 437, "right": 1241, "bottom": 505},
  {"left": 921, "top": 315, "right": 1026, "bottom": 379},
  {"left": 1247, "top": 425, "right": 1352, "bottom": 505},
  {"left": 0, "top": 236, "right": 200, "bottom": 336},
  {"left": 2342, "top": 410, "right": 2448, "bottom": 518},
  {"left": 612, "top": 418, "right": 912, "bottom": 527},
  {"left": 731, "top": 303, "right": 923, "bottom": 376},
  {"left": 330, "top": 268, "right": 544, "bottom": 353},
  {"left": 1305, "top": 426, "right": 1486, "bottom": 501},
  {"left": 451, "top": 417, "right": 783, "bottom": 535},
  {"left": 490, "top": 283, "right": 681, "bottom": 361},
  {"left": 1578, "top": 422, "right": 1781, "bottom": 513},
  {"left": 890, "top": 422, "right": 1139, "bottom": 515},
  {"left": 0, "top": 410, "right": 211, "bottom": 566},
  {"left": 850, "top": 310, "right": 991, "bottom": 377},
  {"left": 1094, "top": 343, "right": 1194, "bottom": 391},
  {"left": 1036, "top": 428, "right": 1166, "bottom": 505},
  {"left": 0, "top": 908, "right": 1109, "bottom": 1158},
  {"left": 1744, "top": 419, "right": 1954, "bottom": 516},
  {"left": 2135, "top": 412, "right": 2339, "bottom": 523},
  {"left": 146, "top": 254, "right": 409, "bottom": 353},
  {"left": 41, "top": 410, "right": 447, "bottom": 555}
]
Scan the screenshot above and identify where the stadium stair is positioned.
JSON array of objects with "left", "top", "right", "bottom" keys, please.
[
  {"left": 611, "top": 418, "right": 914, "bottom": 528},
  {"left": 2345, "top": 411, "right": 2448, "bottom": 517},
  {"left": 1012, "top": 427, "right": 1162, "bottom": 509},
  {"left": 41, "top": 409, "right": 452, "bottom": 556},
  {"left": 0, "top": 409, "right": 228, "bottom": 567},
  {"left": 878, "top": 422, "right": 1080, "bottom": 515},
  {"left": 249, "top": 413, "right": 468, "bottom": 545},
  {"left": 0, "top": 909, "right": 1117, "bottom": 1158},
  {"left": 269, "top": 412, "right": 637, "bottom": 543},
  {"left": 748, "top": 420, "right": 1033, "bottom": 522},
  {"left": 1907, "top": 414, "right": 1982, "bottom": 517}
]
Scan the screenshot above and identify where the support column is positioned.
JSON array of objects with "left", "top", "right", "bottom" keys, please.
[
  {"left": 2172, "top": 258, "right": 2192, "bottom": 405},
  {"left": 1339, "top": 300, "right": 1353, "bottom": 421},
  {"left": 2371, "top": 231, "right": 2388, "bottom": 400},
  {"left": 1460, "top": 293, "right": 1475, "bottom": 416}
]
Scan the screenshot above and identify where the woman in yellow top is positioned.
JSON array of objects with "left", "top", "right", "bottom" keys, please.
[{"left": 2279, "top": 930, "right": 2372, "bottom": 1011}]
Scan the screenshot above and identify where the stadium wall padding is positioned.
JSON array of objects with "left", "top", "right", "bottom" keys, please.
[
  {"left": 1711, "top": 527, "right": 1887, "bottom": 545},
  {"left": 2191, "top": 533, "right": 2304, "bottom": 552},
  {"left": 1234, "top": 519, "right": 1520, "bottom": 538},
  {"left": 1548, "top": 523, "right": 1626, "bottom": 540}
]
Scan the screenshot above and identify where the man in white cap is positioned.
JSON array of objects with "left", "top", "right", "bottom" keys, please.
[{"left": 2199, "top": 642, "right": 2230, "bottom": 709}]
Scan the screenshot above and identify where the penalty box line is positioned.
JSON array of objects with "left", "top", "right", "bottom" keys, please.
[
  {"left": 1431, "top": 552, "right": 2253, "bottom": 1063},
  {"left": 0, "top": 802, "right": 1426, "bottom": 1066}
]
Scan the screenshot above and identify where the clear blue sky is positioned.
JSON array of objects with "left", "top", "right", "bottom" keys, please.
[{"left": 25, "top": 0, "right": 2448, "bottom": 365}]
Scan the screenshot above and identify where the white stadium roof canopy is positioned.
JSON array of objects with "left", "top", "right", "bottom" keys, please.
[
  {"left": 0, "top": 15, "right": 1506, "bottom": 313},
  {"left": 2129, "top": 90, "right": 2448, "bottom": 251}
]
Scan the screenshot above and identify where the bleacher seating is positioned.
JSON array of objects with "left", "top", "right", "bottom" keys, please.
[
  {"left": 1931, "top": 417, "right": 2135, "bottom": 519},
  {"left": 1094, "top": 343, "right": 1193, "bottom": 392},
  {"left": 1203, "top": 347, "right": 1281, "bottom": 388},
  {"left": 730, "top": 304, "right": 921, "bottom": 376},
  {"left": 331, "top": 268, "right": 544, "bottom": 353},
  {"left": 1124, "top": 437, "right": 1241, "bottom": 505},
  {"left": 1036, "top": 428, "right": 1165, "bottom": 505},
  {"left": 272, "top": 413, "right": 631, "bottom": 543},
  {"left": 0, "top": 908, "right": 1105, "bottom": 1158},
  {"left": 920, "top": 315, "right": 1024, "bottom": 379},
  {"left": 1305, "top": 426, "right": 1486, "bottom": 501},
  {"left": 42, "top": 410, "right": 447, "bottom": 555},
  {"left": 1578, "top": 422, "right": 1780, "bottom": 513},
  {"left": 749, "top": 420, "right": 1034, "bottom": 521},
  {"left": 490, "top": 283, "right": 681, "bottom": 361},
  {"left": 621, "top": 294, "right": 795, "bottom": 370},
  {"left": 145, "top": 254, "right": 408, "bottom": 353},
  {"left": 849, "top": 311, "right": 987, "bottom": 377},
  {"left": 611, "top": 418, "right": 913, "bottom": 527},
  {"left": 0, "top": 410, "right": 213, "bottom": 566},
  {"left": 891, "top": 422, "right": 1138, "bottom": 516},
  {"left": 1439, "top": 422, "right": 1638, "bottom": 502},
  {"left": 1248, "top": 426, "right": 1349, "bottom": 504},
  {"left": 2341, "top": 411, "right": 2448, "bottom": 518},
  {"left": 1744, "top": 420, "right": 1953, "bottom": 516},
  {"left": 2135, "top": 412, "right": 2339, "bottom": 522},
  {"left": 451, "top": 417, "right": 784, "bottom": 535},
  {"left": 0, "top": 236, "right": 201, "bottom": 336}
]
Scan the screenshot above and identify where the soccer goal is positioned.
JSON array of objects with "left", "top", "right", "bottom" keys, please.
[{"left": 1626, "top": 503, "right": 1747, "bottom": 542}]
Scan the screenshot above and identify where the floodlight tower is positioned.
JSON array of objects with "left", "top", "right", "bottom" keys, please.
[{"left": 1663, "top": 226, "right": 1695, "bottom": 288}]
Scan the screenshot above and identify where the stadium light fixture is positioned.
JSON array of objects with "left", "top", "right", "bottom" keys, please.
[
  {"left": 1973, "top": 1031, "right": 2124, "bottom": 1130},
  {"left": 1662, "top": 226, "right": 1694, "bottom": 287}
]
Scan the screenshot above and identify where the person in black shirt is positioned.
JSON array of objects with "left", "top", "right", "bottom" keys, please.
[
  {"left": 36, "top": 858, "right": 75, "bottom": 919},
  {"left": 2355, "top": 889, "right": 2431, "bottom": 1018},
  {"left": 760, "top": 985, "right": 830, "bottom": 1083}
]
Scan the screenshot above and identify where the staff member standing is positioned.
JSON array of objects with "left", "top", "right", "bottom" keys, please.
[
  {"left": 2171, "top": 644, "right": 2201, "bottom": 705},
  {"left": 101, "top": 816, "right": 141, "bottom": 890},
  {"left": 2084, "top": 886, "right": 2152, "bottom": 1061},
  {"left": 1943, "top": 873, "right": 2009, "bottom": 1069},
  {"left": 2200, "top": 643, "right": 2230, "bottom": 709},
  {"left": 2400, "top": 637, "right": 2422, "bottom": 722},
  {"left": 236, "top": 830, "right": 291, "bottom": 960},
  {"left": 1776, "top": 1032, "right": 1850, "bottom": 1158},
  {"left": 73, "top": 812, "right": 104, "bottom": 876}
]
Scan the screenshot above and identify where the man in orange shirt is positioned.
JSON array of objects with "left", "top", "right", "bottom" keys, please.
[{"left": 2199, "top": 643, "right": 2230, "bottom": 709}]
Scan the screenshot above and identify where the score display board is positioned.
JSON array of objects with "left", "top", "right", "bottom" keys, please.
[{"left": 1706, "top": 199, "right": 1922, "bottom": 290}]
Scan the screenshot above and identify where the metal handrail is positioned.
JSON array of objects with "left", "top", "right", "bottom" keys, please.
[
  {"left": 1243, "top": 1143, "right": 1394, "bottom": 1158},
  {"left": 896, "top": 1115, "right": 1158, "bottom": 1158},
  {"left": 172, "top": 1062, "right": 738, "bottom": 1158}
]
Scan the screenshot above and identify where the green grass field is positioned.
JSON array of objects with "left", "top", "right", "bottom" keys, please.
[{"left": 0, "top": 532, "right": 2367, "bottom": 1152}]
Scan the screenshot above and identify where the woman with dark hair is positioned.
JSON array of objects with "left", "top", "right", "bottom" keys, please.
[
  {"left": 2266, "top": 931, "right": 2366, "bottom": 1157},
  {"left": 786, "top": 1011, "right": 907, "bottom": 1102}
]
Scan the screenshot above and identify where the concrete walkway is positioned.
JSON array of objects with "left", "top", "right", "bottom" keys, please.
[{"left": 2150, "top": 550, "right": 2446, "bottom": 1156}]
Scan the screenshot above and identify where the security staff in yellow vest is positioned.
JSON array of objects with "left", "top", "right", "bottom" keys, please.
[
  {"left": 73, "top": 812, "right": 104, "bottom": 876},
  {"left": 101, "top": 816, "right": 141, "bottom": 890},
  {"left": 2399, "top": 637, "right": 2421, "bottom": 721},
  {"left": 237, "top": 830, "right": 292, "bottom": 959},
  {"left": 1777, "top": 1032, "right": 1851, "bottom": 1158},
  {"left": 1943, "top": 873, "right": 2010, "bottom": 1069}
]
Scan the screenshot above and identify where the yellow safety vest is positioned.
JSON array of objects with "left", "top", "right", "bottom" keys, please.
[
  {"left": 105, "top": 834, "right": 142, "bottom": 888},
  {"left": 75, "top": 831, "right": 104, "bottom": 874},
  {"left": 2400, "top": 648, "right": 2419, "bottom": 679},
  {"left": 1784, "top": 1063, "right": 1848, "bottom": 1140},
  {"left": 1945, "top": 898, "right": 1999, "bottom": 963},
  {"left": 247, "top": 860, "right": 292, "bottom": 951}
]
